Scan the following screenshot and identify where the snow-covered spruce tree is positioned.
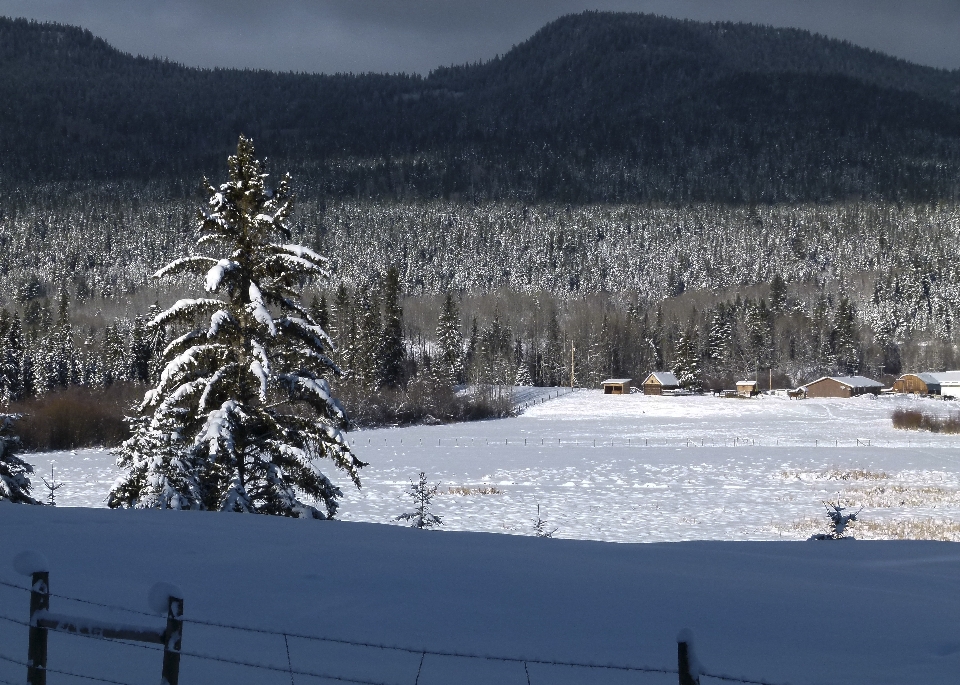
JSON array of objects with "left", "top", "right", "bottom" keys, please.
[
  {"left": 433, "top": 293, "right": 464, "bottom": 388},
  {"left": 109, "top": 136, "right": 363, "bottom": 518},
  {"left": 396, "top": 471, "right": 442, "bottom": 529},
  {"left": 0, "top": 414, "right": 39, "bottom": 504}
]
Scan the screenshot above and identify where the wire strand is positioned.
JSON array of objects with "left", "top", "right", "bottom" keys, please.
[
  {"left": 0, "top": 651, "right": 144, "bottom": 685},
  {"left": 178, "top": 648, "right": 394, "bottom": 685},
  {"left": 183, "top": 616, "right": 674, "bottom": 675}
]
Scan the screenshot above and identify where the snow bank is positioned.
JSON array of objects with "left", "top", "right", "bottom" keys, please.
[{"left": 0, "top": 506, "right": 958, "bottom": 684}]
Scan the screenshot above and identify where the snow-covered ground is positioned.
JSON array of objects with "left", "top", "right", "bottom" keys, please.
[
  {"left": 26, "top": 390, "right": 960, "bottom": 542},
  {"left": 2, "top": 506, "right": 960, "bottom": 685}
]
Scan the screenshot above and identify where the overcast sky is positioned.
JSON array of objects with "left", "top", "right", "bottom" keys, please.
[{"left": 2, "top": 0, "right": 959, "bottom": 75}]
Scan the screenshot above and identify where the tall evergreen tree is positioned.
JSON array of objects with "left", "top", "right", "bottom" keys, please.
[
  {"left": 110, "top": 136, "right": 364, "bottom": 518},
  {"left": 379, "top": 266, "right": 405, "bottom": 389},
  {"left": 434, "top": 293, "right": 464, "bottom": 388}
]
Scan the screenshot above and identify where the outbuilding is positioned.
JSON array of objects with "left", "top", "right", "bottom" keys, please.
[
  {"left": 802, "top": 376, "right": 883, "bottom": 398},
  {"left": 935, "top": 371, "right": 960, "bottom": 398},
  {"left": 601, "top": 378, "right": 632, "bottom": 395},
  {"left": 641, "top": 371, "right": 681, "bottom": 395},
  {"left": 892, "top": 373, "right": 941, "bottom": 395},
  {"left": 736, "top": 380, "right": 759, "bottom": 397}
]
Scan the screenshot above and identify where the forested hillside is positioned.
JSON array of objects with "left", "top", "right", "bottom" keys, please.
[
  {"left": 1, "top": 11, "right": 960, "bottom": 423},
  {"left": 2, "top": 12, "right": 960, "bottom": 202}
]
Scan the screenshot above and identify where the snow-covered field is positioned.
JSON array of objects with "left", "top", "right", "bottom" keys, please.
[
  {"left": 27, "top": 390, "right": 960, "bottom": 542},
  {"left": 6, "top": 392, "right": 960, "bottom": 685}
]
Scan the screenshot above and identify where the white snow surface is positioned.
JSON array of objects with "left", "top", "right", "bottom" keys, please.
[
  {"left": 7, "top": 392, "right": 960, "bottom": 683},
  {"left": 1, "top": 506, "right": 959, "bottom": 684},
  {"left": 23, "top": 390, "right": 960, "bottom": 542}
]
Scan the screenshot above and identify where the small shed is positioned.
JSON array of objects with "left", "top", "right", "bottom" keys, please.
[
  {"left": 641, "top": 371, "right": 680, "bottom": 396},
  {"left": 601, "top": 378, "right": 632, "bottom": 395},
  {"left": 736, "top": 380, "right": 759, "bottom": 397},
  {"left": 802, "top": 376, "right": 883, "bottom": 398},
  {"left": 892, "top": 373, "right": 941, "bottom": 395}
]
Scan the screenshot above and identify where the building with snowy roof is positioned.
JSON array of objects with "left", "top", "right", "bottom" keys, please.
[
  {"left": 802, "top": 375, "right": 883, "bottom": 398},
  {"left": 601, "top": 378, "right": 633, "bottom": 394},
  {"left": 894, "top": 370, "right": 960, "bottom": 397},
  {"left": 933, "top": 371, "right": 960, "bottom": 398},
  {"left": 736, "top": 380, "right": 759, "bottom": 397},
  {"left": 892, "top": 373, "right": 942, "bottom": 395},
  {"left": 641, "top": 371, "right": 680, "bottom": 395}
]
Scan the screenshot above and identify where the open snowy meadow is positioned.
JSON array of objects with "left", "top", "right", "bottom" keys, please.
[
  {"left": 4, "top": 391, "right": 960, "bottom": 684},
  {"left": 29, "top": 390, "right": 960, "bottom": 542}
]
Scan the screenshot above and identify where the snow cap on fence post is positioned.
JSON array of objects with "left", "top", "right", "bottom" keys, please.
[
  {"left": 13, "top": 550, "right": 49, "bottom": 576},
  {"left": 149, "top": 581, "right": 184, "bottom": 615},
  {"left": 677, "top": 628, "right": 701, "bottom": 685}
]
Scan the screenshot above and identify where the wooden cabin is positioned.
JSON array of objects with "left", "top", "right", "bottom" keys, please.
[
  {"left": 736, "top": 380, "right": 759, "bottom": 397},
  {"left": 601, "top": 378, "right": 632, "bottom": 394},
  {"left": 892, "top": 373, "right": 941, "bottom": 395},
  {"left": 641, "top": 371, "right": 680, "bottom": 396},
  {"left": 802, "top": 376, "right": 883, "bottom": 398}
]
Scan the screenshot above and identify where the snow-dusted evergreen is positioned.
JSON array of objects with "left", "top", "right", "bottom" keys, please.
[
  {"left": 396, "top": 471, "right": 443, "bottom": 529},
  {"left": 0, "top": 414, "right": 38, "bottom": 504},
  {"left": 433, "top": 294, "right": 464, "bottom": 388},
  {"left": 109, "top": 136, "right": 363, "bottom": 518}
]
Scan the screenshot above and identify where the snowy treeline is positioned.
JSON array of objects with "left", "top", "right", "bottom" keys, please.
[{"left": 5, "top": 191, "right": 960, "bottom": 396}]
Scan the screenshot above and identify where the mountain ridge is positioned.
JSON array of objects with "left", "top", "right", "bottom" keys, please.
[{"left": 1, "top": 12, "right": 959, "bottom": 203}]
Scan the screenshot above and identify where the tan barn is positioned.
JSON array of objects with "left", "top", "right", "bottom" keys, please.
[
  {"left": 601, "top": 378, "right": 632, "bottom": 394},
  {"left": 892, "top": 373, "right": 941, "bottom": 395},
  {"left": 641, "top": 371, "right": 681, "bottom": 396},
  {"left": 736, "top": 380, "right": 759, "bottom": 397},
  {"left": 802, "top": 376, "right": 883, "bottom": 398}
]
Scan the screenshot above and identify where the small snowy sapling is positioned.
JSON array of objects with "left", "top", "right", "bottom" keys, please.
[
  {"left": 40, "top": 465, "right": 64, "bottom": 506},
  {"left": 396, "top": 471, "right": 443, "bottom": 529},
  {"left": 533, "top": 503, "right": 557, "bottom": 538},
  {"left": 810, "top": 494, "right": 862, "bottom": 540}
]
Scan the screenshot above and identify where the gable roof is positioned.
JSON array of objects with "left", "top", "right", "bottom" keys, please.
[
  {"left": 805, "top": 375, "right": 883, "bottom": 389},
  {"left": 644, "top": 371, "right": 680, "bottom": 386}
]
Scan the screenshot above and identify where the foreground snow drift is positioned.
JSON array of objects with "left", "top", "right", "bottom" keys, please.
[{"left": 0, "top": 506, "right": 959, "bottom": 685}]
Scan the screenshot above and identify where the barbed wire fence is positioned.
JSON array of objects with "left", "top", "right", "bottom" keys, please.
[{"left": 0, "top": 576, "right": 788, "bottom": 685}]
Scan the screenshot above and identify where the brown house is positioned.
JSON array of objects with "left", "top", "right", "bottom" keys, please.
[
  {"left": 641, "top": 371, "right": 681, "bottom": 395},
  {"left": 736, "top": 380, "right": 759, "bottom": 397},
  {"left": 601, "top": 378, "right": 632, "bottom": 394},
  {"left": 802, "top": 376, "right": 883, "bottom": 398}
]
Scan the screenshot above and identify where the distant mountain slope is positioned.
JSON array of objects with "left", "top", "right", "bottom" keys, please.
[{"left": 1, "top": 12, "right": 960, "bottom": 203}]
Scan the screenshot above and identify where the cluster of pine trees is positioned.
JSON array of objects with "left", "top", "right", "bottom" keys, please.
[{"left": 0, "top": 294, "right": 159, "bottom": 404}]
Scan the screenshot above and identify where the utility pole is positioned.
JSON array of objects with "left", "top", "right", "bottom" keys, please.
[
  {"left": 769, "top": 368, "right": 773, "bottom": 392},
  {"left": 570, "top": 341, "right": 575, "bottom": 388}
]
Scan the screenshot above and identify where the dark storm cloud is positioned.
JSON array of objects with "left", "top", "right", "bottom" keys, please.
[{"left": 1, "top": 0, "right": 959, "bottom": 74}]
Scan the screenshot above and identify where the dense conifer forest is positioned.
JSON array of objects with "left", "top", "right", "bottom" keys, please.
[{"left": 1, "top": 11, "right": 960, "bottom": 441}]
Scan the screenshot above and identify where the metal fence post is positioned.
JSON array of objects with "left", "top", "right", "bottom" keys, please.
[
  {"left": 161, "top": 595, "right": 184, "bottom": 685},
  {"left": 27, "top": 571, "right": 49, "bottom": 685}
]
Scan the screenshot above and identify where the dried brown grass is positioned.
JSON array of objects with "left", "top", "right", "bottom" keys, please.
[
  {"left": 11, "top": 384, "right": 142, "bottom": 451},
  {"left": 892, "top": 408, "right": 960, "bottom": 433},
  {"left": 446, "top": 485, "right": 503, "bottom": 496}
]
